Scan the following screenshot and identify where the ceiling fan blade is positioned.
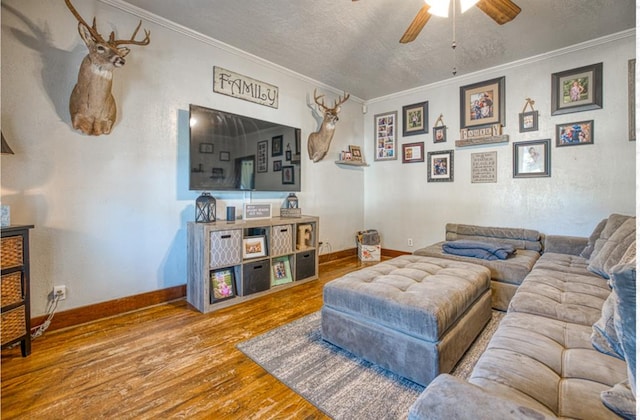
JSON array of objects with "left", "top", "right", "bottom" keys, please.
[
  {"left": 400, "top": 4, "right": 431, "bottom": 44},
  {"left": 476, "top": 0, "right": 521, "bottom": 25}
]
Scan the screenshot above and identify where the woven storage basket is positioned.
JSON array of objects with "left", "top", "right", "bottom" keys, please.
[
  {"left": 1, "top": 272, "right": 23, "bottom": 307},
  {"left": 1, "top": 306, "right": 26, "bottom": 345},
  {"left": 1, "top": 236, "right": 23, "bottom": 269}
]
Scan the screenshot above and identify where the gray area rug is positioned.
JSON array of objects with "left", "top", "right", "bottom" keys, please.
[{"left": 237, "top": 310, "right": 504, "bottom": 420}]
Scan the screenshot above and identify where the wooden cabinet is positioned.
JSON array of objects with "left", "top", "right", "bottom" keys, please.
[
  {"left": 187, "top": 216, "right": 319, "bottom": 313},
  {"left": 1, "top": 225, "right": 33, "bottom": 356}
]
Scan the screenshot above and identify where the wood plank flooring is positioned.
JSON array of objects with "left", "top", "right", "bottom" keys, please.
[{"left": 1, "top": 256, "right": 385, "bottom": 419}]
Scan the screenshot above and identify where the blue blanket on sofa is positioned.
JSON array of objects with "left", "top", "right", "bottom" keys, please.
[{"left": 442, "top": 240, "right": 515, "bottom": 260}]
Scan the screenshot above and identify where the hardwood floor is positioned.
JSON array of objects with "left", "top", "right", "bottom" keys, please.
[{"left": 1, "top": 256, "right": 385, "bottom": 419}]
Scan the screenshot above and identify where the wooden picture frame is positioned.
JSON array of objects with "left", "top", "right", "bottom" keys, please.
[
  {"left": 402, "top": 142, "right": 424, "bottom": 163},
  {"left": 271, "top": 256, "right": 293, "bottom": 286},
  {"left": 374, "top": 111, "right": 398, "bottom": 161},
  {"left": 210, "top": 267, "right": 236, "bottom": 303},
  {"left": 348, "top": 145, "right": 363, "bottom": 162},
  {"left": 427, "top": 149, "right": 454, "bottom": 182},
  {"left": 555, "top": 120, "right": 594, "bottom": 147},
  {"left": 513, "top": 139, "right": 551, "bottom": 178},
  {"left": 433, "top": 125, "right": 447, "bottom": 143},
  {"left": 551, "top": 62, "right": 603, "bottom": 115},
  {"left": 460, "top": 76, "right": 505, "bottom": 129},
  {"left": 242, "top": 236, "right": 267, "bottom": 259},
  {"left": 219, "top": 151, "right": 230, "bottom": 161},
  {"left": 519, "top": 111, "right": 539, "bottom": 132},
  {"left": 282, "top": 165, "right": 295, "bottom": 184},
  {"left": 402, "top": 101, "right": 428, "bottom": 136},
  {"left": 257, "top": 140, "right": 268, "bottom": 173},
  {"left": 272, "top": 135, "right": 283, "bottom": 156}
]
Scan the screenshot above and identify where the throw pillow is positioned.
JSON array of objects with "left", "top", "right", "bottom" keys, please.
[
  {"left": 588, "top": 217, "right": 636, "bottom": 279},
  {"left": 591, "top": 292, "right": 624, "bottom": 359},
  {"left": 580, "top": 218, "right": 607, "bottom": 259},
  {"left": 611, "top": 261, "right": 636, "bottom": 397},
  {"left": 601, "top": 380, "right": 636, "bottom": 420}
]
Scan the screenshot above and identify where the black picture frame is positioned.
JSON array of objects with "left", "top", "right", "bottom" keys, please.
[
  {"left": 513, "top": 139, "right": 551, "bottom": 178},
  {"left": 402, "top": 101, "right": 428, "bottom": 136},
  {"left": 433, "top": 125, "right": 447, "bottom": 143},
  {"left": 519, "top": 111, "right": 539, "bottom": 132},
  {"left": 273, "top": 160, "right": 282, "bottom": 171},
  {"left": 551, "top": 62, "right": 603, "bottom": 115},
  {"left": 427, "top": 150, "right": 454, "bottom": 182},
  {"left": 272, "top": 135, "right": 283, "bottom": 156},
  {"left": 282, "top": 165, "right": 295, "bottom": 184},
  {"left": 460, "top": 76, "right": 505, "bottom": 129},
  {"left": 199, "top": 143, "right": 214, "bottom": 154},
  {"left": 555, "top": 120, "right": 594, "bottom": 147},
  {"left": 210, "top": 267, "right": 236, "bottom": 304}
]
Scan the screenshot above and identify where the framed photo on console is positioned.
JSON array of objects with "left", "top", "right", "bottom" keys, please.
[
  {"left": 243, "top": 236, "right": 267, "bottom": 259},
  {"left": 271, "top": 256, "right": 292, "bottom": 286},
  {"left": 210, "top": 267, "right": 236, "bottom": 303}
]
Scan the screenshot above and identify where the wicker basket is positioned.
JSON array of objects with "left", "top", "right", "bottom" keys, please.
[
  {"left": 1, "top": 272, "right": 23, "bottom": 307},
  {"left": 1, "top": 306, "right": 26, "bottom": 345},
  {"left": 1, "top": 236, "right": 23, "bottom": 269}
]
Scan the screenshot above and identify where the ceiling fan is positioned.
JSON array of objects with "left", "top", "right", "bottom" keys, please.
[{"left": 353, "top": 0, "right": 521, "bottom": 44}]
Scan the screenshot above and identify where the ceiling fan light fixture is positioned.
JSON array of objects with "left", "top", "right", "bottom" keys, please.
[
  {"left": 424, "top": 0, "right": 449, "bottom": 17},
  {"left": 460, "top": 0, "right": 480, "bottom": 13}
]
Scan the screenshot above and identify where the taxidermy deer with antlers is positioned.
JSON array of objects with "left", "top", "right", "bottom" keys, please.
[
  {"left": 65, "top": 0, "right": 150, "bottom": 136},
  {"left": 308, "top": 89, "right": 350, "bottom": 162}
]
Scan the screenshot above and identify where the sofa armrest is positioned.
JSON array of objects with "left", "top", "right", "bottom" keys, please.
[
  {"left": 543, "top": 235, "right": 588, "bottom": 256},
  {"left": 409, "top": 375, "right": 554, "bottom": 420}
]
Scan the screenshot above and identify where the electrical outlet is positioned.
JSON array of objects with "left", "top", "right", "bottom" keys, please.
[
  {"left": 53, "top": 285, "right": 66, "bottom": 300},
  {"left": 408, "top": 238, "right": 414, "bottom": 247}
]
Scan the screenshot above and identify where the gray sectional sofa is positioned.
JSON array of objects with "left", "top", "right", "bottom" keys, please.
[{"left": 409, "top": 213, "right": 636, "bottom": 419}]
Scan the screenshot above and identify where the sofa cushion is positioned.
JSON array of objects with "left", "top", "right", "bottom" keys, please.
[
  {"left": 589, "top": 214, "right": 633, "bottom": 261},
  {"left": 580, "top": 218, "right": 607, "bottom": 259},
  {"left": 588, "top": 217, "right": 636, "bottom": 279},
  {"left": 468, "top": 312, "right": 628, "bottom": 419},
  {"left": 442, "top": 240, "right": 516, "bottom": 260},
  {"left": 509, "top": 254, "right": 611, "bottom": 326},
  {"left": 611, "top": 261, "right": 636, "bottom": 395},
  {"left": 444, "top": 223, "right": 543, "bottom": 251}
]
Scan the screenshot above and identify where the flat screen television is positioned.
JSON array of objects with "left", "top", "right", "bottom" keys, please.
[{"left": 189, "top": 104, "right": 302, "bottom": 192}]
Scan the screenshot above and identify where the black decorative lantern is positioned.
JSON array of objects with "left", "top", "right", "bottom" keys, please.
[
  {"left": 286, "top": 193, "right": 299, "bottom": 209},
  {"left": 195, "top": 192, "right": 216, "bottom": 223}
]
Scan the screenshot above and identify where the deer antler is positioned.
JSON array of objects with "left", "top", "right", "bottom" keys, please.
[
  {"left": 313, "top": 89, "right": 329, "bottom": 112},
  {"left": 65, "top": 0, "right": 150, "bottom": 48},
  {"left": 333, "top": 92, "right": 350, "bottom": 109},
  {"left": 110, "top": 21, "right": 151, "bottom": 47}
]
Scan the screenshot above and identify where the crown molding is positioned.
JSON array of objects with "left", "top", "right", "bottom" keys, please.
[
  {"left": 366, "top": 29, "right": 635, "bottom": 105},
  {"left": 98, "top": 0, "right": 365, "bottom": 104}
]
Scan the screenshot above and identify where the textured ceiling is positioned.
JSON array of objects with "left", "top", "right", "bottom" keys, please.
[{"left": 121, "top": 0, "right": 635, "bottom": 100}]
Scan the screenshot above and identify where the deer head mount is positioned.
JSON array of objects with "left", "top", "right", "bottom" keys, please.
[
  {"left": 65, "top": 0, "right": 150, "bottom": 136},
  {"left": 307, "top": 89, "right": 350, "bottom": 162}
]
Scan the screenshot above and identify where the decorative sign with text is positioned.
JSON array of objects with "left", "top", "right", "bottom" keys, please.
[
  {"left": 471, "top": 151, "right": 497, "bottom": 183},
  {"left": 243, "top": 204, "right": 273, "bottom": 220},
  {"left": 213, "top": 66, "right": 279, "bottom": 108}
]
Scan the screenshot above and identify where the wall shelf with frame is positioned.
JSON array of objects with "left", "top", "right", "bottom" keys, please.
[
  {"left": 187, "top": 215, "right": 319, "bottom": 313},
  {"left": 335, "top": 160, "right": 369, "bottom": 167}
]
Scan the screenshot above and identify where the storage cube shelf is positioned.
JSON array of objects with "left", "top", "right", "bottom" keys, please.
[{"left": 187, "top": 215, "right": 319, "bottom": 313}]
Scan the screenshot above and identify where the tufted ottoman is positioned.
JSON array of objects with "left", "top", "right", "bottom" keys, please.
[{"left": 321, "top": 255, "right": 492, "bottom": 386}]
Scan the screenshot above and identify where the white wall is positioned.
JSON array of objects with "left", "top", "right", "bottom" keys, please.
[
  {"left": 363, "top": 32, "right": 636, "bottom": 251},
  {"left": 1, "top": 0, "right": 365, "bottom": 316}
]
